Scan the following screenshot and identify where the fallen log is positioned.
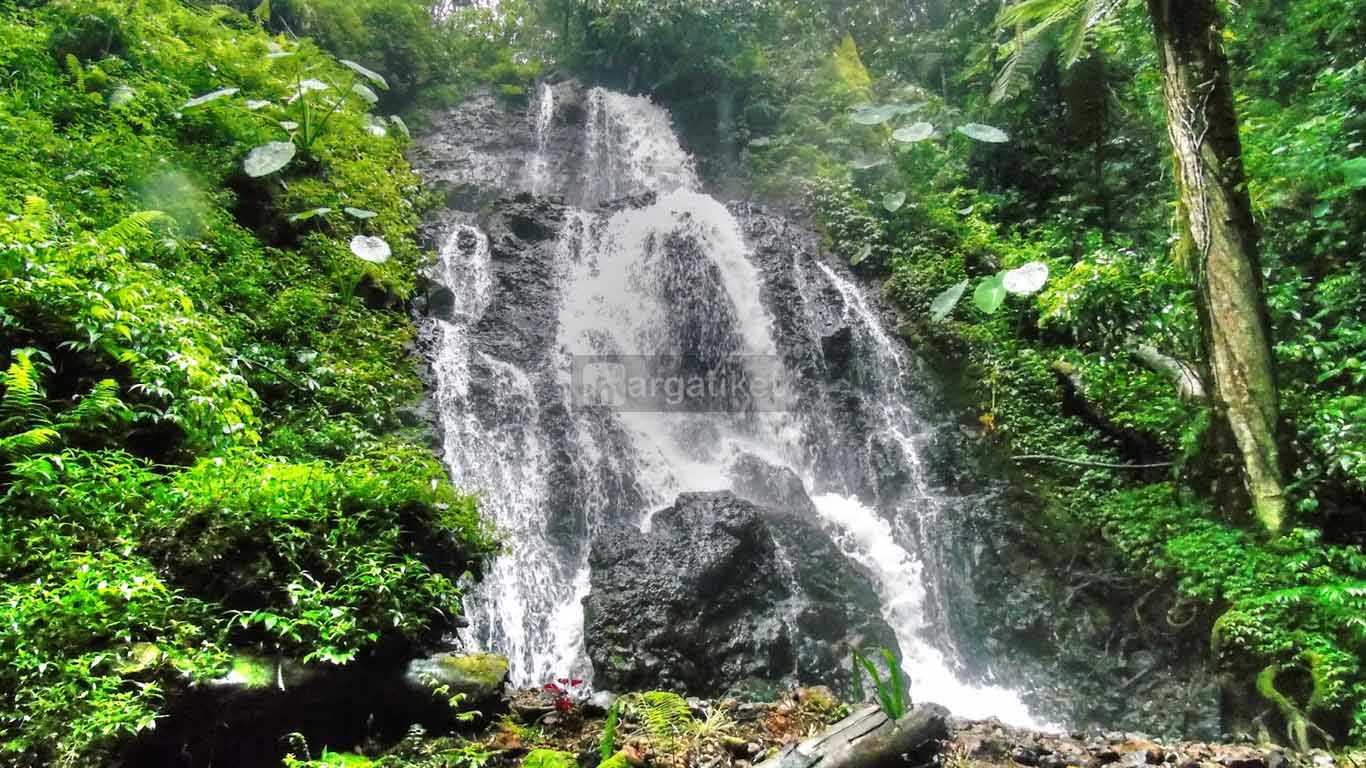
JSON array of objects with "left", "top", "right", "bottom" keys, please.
[{"left": 756, "top": 704, "right": 949, "bottom": 768}]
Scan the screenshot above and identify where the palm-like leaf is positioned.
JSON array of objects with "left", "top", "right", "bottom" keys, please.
[{"left": 991, "top": 0, "right": 1129, "bottom": 104}]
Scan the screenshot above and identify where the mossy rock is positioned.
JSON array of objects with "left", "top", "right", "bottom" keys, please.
[
  {"left": 209, "top": 653, "right": 320, "bottom": 691},
  {"left": 404, "top": 652, "right": 510, "bottom": 702}
]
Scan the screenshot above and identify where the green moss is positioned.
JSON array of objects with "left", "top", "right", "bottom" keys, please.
[{"left": 523, "top": 749, "right": 577, "bottom": 768}]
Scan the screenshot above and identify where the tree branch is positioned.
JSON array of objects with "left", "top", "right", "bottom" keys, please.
[{"left": 1012, "top": 454, "right": 1175, "bottom": 470}]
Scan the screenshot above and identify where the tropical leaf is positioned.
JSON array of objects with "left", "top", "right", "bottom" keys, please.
[
  {"left": 958, "top": 123, "right": 1010, "bottom": 143},
  {"left": 931, "top": 279, "right": 970, "bottom": 321},
  {"left": 244, "top": 141, "right": 296, "bottom": 177},
  {"left": 350, "top": 235, "right": 391, "bottom": 263},
  {"left": 183, "top": 88, "right": 239, "bottom": 109},
  {"left": 344, "top": 207, "right": 378, "bottom": 220},
  {"left": 340, "top": 60, "right": 390, "bottom": 90},
  {"left": 352, "top": 83, "right": 379, "bottom": 106},
  {"left": 974, "top": 273, "right": 1008, "bottom": 314},
  {"left": 389, "top": 115, "right": 411, "bottom": 139},
  {"left": 1003, "top": 261, "right": 1050, "bottom": 295},
  {"left": 288, "top": 207, "right": 332, "bottom": 223},
  {"left": 892, "top": 122, "right": 935, "bottom": 143},
  {"left": 883, "top": 192, "right": 907, "bottom": 212}
]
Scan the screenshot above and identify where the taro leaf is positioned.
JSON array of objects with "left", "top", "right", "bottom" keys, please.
[
  {"left": 973, "top": 273, "right": 1008, "bottom": 315},
  {"left": 891, "top": 122, "right": 935, "bottom": 143},
  {"left": 363, "top": 115, "right": 388, "bottom": 138},
  {"left": 243, "top": 141, "right": 296, "bottom": 178},
  {"left": 389, "top": 115, "right": 411, "bottom": 139},
  {"left": 341, "top": 60, "right": 390, "bottom": 91},
  {"left": 850, "top": 104, "right": 900, "bottom": 125},
  {"left": 849, "top": 156, "right": 890, "bottom": 170},
  {"left": 279, "top": 120, "right": 299, "bottom": 131},
  {"left": 290, "top": 79, "right": 329, "bottom": 102},
  {"left": 957, "top": 205, "right": 975, "bottom": 216},
  {"left": 1311, "top": 200, "right": 1332, "bottom": 219},
  {"left": 1002, "top": 261, "right": 1049, "bottom": 295},
  {"left": 344, "top": 207, "right": 378, "bottom": 220},
  {"left": 957, "top": 123, "right": 1010, "bottom": 143},
  {"left": 108, "top": 85, "right": 137, "bottom": 108},
  {"left": 893, "top": 102, "right": 926, "bottom": 116},
  {"left": 1342, "top": 157, "right": 1366, "bottom": 189},
  {"left": 183, "top": 87, "right": 239, "bottom": 109},
  {"left": 350, "top": 235, "right": 391, "bottom": 264},
  {"left": 883, "top": 192, "right": 907, "bottom": 213},
  {"left": 245, "top": 99, "right": 272, "bottom": 110},
  {"left": 288, "top": 207, "right": 331, "bottom": 223},
  {"left": 930, "top": 279, "right": 969, "bottom": 322},
  {"left": 748, "top": 136, "right": 773, "bottom": 147},
  {"left": 352, "top": 83, "right": 379, "bottom": 106},
  {"left": 850, "top": 243, "right": 873, "bottom": 266}
]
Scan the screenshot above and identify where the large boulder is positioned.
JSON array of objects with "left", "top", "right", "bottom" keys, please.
[{"left": 583, "top": 489, "right": 897, "bottom": 698}]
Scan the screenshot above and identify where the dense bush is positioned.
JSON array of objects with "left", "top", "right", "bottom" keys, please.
[{"left": 0, "top": 1, "right": 499, "bottom": 764}]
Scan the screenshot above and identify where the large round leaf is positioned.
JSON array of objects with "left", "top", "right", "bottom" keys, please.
[
  {"left": 109, "top": 85, "right": 137, "bottom": 108},
  {"left": 1002, "top": 261, "right": 1050, "bottom": 295},
  {"left": 850, "top": 104, "right": 900, "bottom": 125},
  {"left": 957, "top": 123, "right": 1010, "bottom": 143},
  {"left": 344, "top": 207, "right": 378, "bottom": 220},
  {"left": 850, "top": 243, "right": 873, "bottom": 266},
  {"left": 341, "top": 60, "right": 390, "bottom": 91},
  {"left": 973, "top": 274, "right": 1008, "bottom": 315},
  {"left": 849, "top": 155, "right": 889, "bottom": 170},
  {"left": 892, "top": 122, "right": 935, "bottom": 143},
  {"left": 183, "top": 88, "right": 239, "bottom": 109},
  {"left": 350, "top": 235, "right": 391, "bottom": 264},
  {"left": 930, "top": 279, "right": 969, "bottom": 322},
  {"left": 288, "top": 207, "right": 331, "bottom": 223},
  {"left": 244, "top": 141, "right": 296, "bottom": 177},
  {"left": 883, "top": 192, "right": 907, "bottom": 213}
]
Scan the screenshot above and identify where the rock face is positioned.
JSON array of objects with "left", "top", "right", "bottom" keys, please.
[{"left": 583, "top": 489, "right": 897, "bottom": 698}]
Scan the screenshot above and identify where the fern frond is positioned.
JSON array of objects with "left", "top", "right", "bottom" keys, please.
[
  {"left": 0, "top": 427, "right": 60, "bottom": 458},
  {"left": 1, "top": 350, "right": 52, "bottom": 430},
  {"left": 991, "top": 30, "right": 1052, "bottom": 104},
  {"left": 633, "top": 691, "right": 693, "bottom": 744},
  {"left": 58, "top": 379, "right": 131, "bottom": 432},
  {"left": 95, "top": 211, "right": 172, "bottom": 252}
]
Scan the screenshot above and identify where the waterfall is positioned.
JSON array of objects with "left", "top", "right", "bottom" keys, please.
[
  {"left": 526, "top": 82, "right": 555, "bottom": 196},
  {"left": 426, "top": 85, "right": 1044, "bottom": 727}
]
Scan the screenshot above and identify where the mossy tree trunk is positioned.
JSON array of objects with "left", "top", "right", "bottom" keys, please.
[{"left": 1146, "top": 0, "right": 1286, "bottom": 535}]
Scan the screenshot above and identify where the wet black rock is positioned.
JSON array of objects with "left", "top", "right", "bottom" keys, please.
[{"left": 583, "top": 489, "right": 897, "bottom": 698}]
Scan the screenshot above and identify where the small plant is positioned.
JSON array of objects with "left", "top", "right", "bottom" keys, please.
[
  {"left": 851, "top": 647, "right": 909, "bottom": 719},
  {"left": 542, "top": 677, "right": 586, "bottom": 714},
  {"left": 599, "top": 698, "right": 622, "bottom": 760}
]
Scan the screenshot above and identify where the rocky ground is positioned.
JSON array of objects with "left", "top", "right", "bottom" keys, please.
[{"left": 349, "top": 685, "right": 1355, "bottom": 768}]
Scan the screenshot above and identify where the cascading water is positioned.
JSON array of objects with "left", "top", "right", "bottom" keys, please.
[{"left": 426, "top": 83, "right": 1046, "bottom": 727}]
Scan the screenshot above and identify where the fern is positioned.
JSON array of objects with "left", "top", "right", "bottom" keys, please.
[
  {"left": 95, "top": 211, "right": 172, "bottom": 252},
  {"left": 630, "top": 691, "right": 693, "bottom": 745},
  {"left": 990, "top": 0, "right": 1130, "bottom": 104}
]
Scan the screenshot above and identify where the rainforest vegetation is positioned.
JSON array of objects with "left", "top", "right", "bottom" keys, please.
[{"left": 0, "top": 0, "right": 1364, "bottom": 765}]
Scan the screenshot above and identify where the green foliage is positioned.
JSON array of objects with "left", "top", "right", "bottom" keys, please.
[
  {"left": 522, "top": 749, "right": 576, "bottom": 768},
  {"left": 0, "top": 1, "right": 504, "bottom": 764},
  {"left": 600, "top": 698, "right": 622, "bottom": 760},
  {"left": 623, "top": 691, "right": 695, "bottom": 748},
  {"left": 850, "top": 647, "right": 908, "bottom": 719}
]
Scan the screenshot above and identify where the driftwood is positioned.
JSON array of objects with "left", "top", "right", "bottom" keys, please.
[{"left": 756, "top": 704, "right": 949, "bottom": 768}]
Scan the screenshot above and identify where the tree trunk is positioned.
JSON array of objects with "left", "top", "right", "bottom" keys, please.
[{"left": 1145, "top": 0, "right": 1286, "bottom": 535}]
